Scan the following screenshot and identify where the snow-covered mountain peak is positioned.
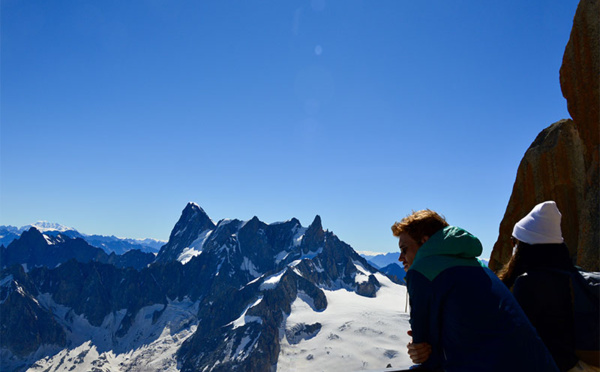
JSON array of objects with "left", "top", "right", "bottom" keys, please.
[{"left": 28, "top": 221, "right": 74, "bottom": 233}]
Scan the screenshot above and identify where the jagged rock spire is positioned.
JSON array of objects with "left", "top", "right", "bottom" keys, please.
[{"left": 155, "top": 203, "right": 216, "bottom": 263}]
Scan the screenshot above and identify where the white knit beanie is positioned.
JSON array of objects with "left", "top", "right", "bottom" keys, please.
[{"left": 512, "top": 201, "right": 564, "bottom": 244}]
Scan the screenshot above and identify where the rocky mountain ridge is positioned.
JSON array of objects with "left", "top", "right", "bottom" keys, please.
[{"left": 1, "top": 203, "right": 408, "bottom": 372}]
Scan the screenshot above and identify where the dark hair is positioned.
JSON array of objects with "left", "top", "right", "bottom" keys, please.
[{"left": 498, "top": 241, "right": 575, "bottom": 288}]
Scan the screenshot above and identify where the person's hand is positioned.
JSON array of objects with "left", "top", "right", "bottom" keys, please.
[{"left": 407, "top": 330, "right": 432, "bottom": 364}]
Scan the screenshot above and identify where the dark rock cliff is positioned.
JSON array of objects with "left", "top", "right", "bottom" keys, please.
[{"left": 0, "top": 266, "right": 66, "bottom": 358}]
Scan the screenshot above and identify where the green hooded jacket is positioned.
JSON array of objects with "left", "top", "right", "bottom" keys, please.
[
  {"left": 408, "top": 225, "right": 486, "bottom": 281},
  {"left": 404, "top": 225, "right": 559, "bottom": 372}
]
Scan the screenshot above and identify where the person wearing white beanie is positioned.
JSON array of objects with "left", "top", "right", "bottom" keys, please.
[
  {"left": 512, "top": 201, "right": 564, "bottom": 245},
  {"left": 499, "top": 201, "right": 600, "bottom": 372}
]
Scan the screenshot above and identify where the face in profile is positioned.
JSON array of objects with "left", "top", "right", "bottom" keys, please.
[{"left": 398, "top": 232, "right": 422, "bottom": 272}]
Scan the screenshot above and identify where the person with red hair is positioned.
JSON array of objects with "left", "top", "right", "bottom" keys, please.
[{"left": 393, "top": 209, "right": 558, "bottom": 372}]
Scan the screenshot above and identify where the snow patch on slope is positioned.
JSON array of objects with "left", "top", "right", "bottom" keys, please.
[
  {"left": 178, "top": 229, "right": 213, "bottom": 264},
  {"left": 231, "top": 296, "right": 264, "bottom": 330},
  {"left": 353, "top": 260, "right": 372, "bottom": 284},
  {"left": 240, "top": 257, "right": 261, "bottom": 278},
  {"left": 260, "top": 270, "right": 286, "bottom": 291},
  {"left": 178, "top": 247, "right": 202, "bottom": 265},
  {"left": 292, "top": 227, "right": 308, "bottom": 247}
]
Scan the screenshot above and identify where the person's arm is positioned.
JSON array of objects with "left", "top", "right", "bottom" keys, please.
[
  {"left": 407, "top": 330, "right": 432, "bottom": 364},
  {"left": 406, "top": 270, "right": 438, "bottom": 368}
]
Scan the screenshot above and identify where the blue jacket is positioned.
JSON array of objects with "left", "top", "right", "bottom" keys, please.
[{"left": 406, "top": 226, "right": 559, "bottom": 372}]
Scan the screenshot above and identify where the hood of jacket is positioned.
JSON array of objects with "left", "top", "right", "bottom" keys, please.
[{"left": 409, "top": 226, "right": 485, "bottom": 281}]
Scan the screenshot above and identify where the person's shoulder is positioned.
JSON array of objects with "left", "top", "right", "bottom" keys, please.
[
  {"left": 513, "top": 271, "right": 540, "bottom": 287},
  {"left": 410, "top": 254, "right": 483, "bottom": 283},
  {"left": 515, "top": 268, "right": 568, "bottom": 288},
  {"left": 406, "top": 267, "right": 429, "bottom": 281}
]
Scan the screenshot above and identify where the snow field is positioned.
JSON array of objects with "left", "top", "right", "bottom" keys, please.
[{"left": 277, "top": 273, "right": 413, "bottom": 372}]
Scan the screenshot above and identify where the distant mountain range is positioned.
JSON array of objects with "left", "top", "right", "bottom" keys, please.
[
  {"left": 0, "top": 203, "right": 412, "bottom": 372},
  {"left": 1, "top": 227, "right": 156, "bottom": 271},
  {"left": 359, "top": 252, "right": 406, "bottom": 283},
  {"left": 0, "top": 220, "right": 406, "bottom": 279},
  {"left": 0, "top": 222, "right": 165, "bottom": 254}
]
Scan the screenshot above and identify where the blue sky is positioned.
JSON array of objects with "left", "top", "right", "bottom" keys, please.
[{"left": 1, "top": 0, "right": 578, "bottom": 258}]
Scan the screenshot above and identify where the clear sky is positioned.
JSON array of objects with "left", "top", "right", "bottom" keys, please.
[{"left": 1, "top": 0, "right": 578, "bottom": 258}]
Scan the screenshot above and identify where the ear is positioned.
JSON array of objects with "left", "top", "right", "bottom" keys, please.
[{"left": 420, "top": 236, "right": 429, "bottom": 245}]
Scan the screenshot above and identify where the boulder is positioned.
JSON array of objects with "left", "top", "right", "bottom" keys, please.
[
  {"left": 489, "top": 0, "right": 599, "bottom": 272},
  {"left": 560, "top": 0, "right": 600, "bottom": 144}
]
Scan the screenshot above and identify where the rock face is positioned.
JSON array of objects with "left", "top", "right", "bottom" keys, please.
[
  {"left": 560, "top": 0, "right": 600, "bottom": 144},
  {"left": 489, "top": 0, "right": 599, "bottom": 272},
  {"left": 154, "top": 202, "right": 216, "bottom": 263},
  {"left": 0, "top": 265, "right": 67, "bottom": 358},
  {"left": 559, "top": 0, "right": 600, "bottom": 271}
]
